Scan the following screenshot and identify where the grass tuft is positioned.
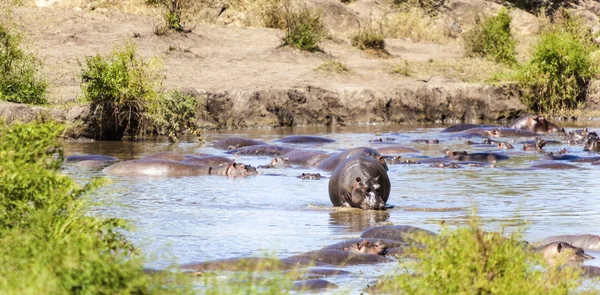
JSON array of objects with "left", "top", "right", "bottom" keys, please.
[{"left": 315, "top": 59, "right": 351, "bottom": 74}]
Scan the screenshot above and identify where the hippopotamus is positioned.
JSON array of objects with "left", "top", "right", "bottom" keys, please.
[
  {"left": 282, "top": 150, "right": 330, "bottom": 167},
  {"left": 581, "top": 266, "right": 600, "bottom": 278},
  {"left": 383, "top": 156, "right": 420, "bottom": 165},
  {"left": 103, "top": 160, "right": 257, "bottom": 177},
  {"left": 486, "top": 128, "right": 540, "bottom": 138},
  {"left": 538, "top": 234, "right": 600, "bottom": 251},
  {"left": 322, "top": 238, "right": 406, "bottom": 254},
  {"left": 412, "top": 139, "right": 439, "bottom": 144},
  {"left": 507, "top": 115, "right": 564, "bottom": 133},
  {"left": 291, "top": 279, "right": 339, "bottom": 292},
  {"left": 542, "top": 154, "right": 580, "bottom": 161},
  {"left": 497, "top": 142, "right": 514, "bottom": 149},
  {"left": 182, "top": 155, "right": 234, "bottom": 167},
  {"left": 257, "top": 157, "right": 291, "bottom": 169},
  {"left": 285, "top": 249, "right": 393, "bottom": 266},
  {"left": 441, "top": 124, "right": 498, "bottom": 133},
  {"left": 212, "top": 137, "right": 266, "bottom": 150},
  {"left": 522, "top": 138, "right": 547, "bottom": 151},
  {"left": 298, "top": 173, "right": 322, "bottom": 180},
  {"left": 571, "top": 156, "right": 600, "bottom": 163},
  {"left": 226, "top": 144, "right": 295, "bottom": 156},
  {"left": 447, "top": 152, "right": 509, "bottom": 162},
  {"left": 566, "top": 128, "right": 590, "bottom": 144},
  {"left": 530, "top": 162, "right": 579, "bottom": 170},
  {"left": 180, "top": 257, "right": 303, "bottom": 272},
  {"left": 65, "top": 154, "right": 119, "bottom": 163},
  {"left": 141, "top": 151, "right": 187, "bottom": 162},
  {"left": 289, "top": 267, "right": 351, "bottom": 279},
  {"left": 276, "top": 135, "right": 335, "bottom": 144},
  {"left": 534, "top": 242, "right": 593, "bottom": 265},
  {"left": 328, "top": 155, "right": 391, "bottom": 210},
  {"left": 376, "top": 146, "right": 420, "bottom": 155},
  {"left": 318, "top": 147, "right": 387, "bottom": 172},
  {"left": 452, "top": 127, "right": 497, "bottom": 138},
  {"left": 369, "top": 137, "right": 397, "bottom": 143},
  {"left": 429, "top": 162, "right": 462, "bottom": 169},
  {"left": 360, "top": 225, "right": 436, "bottom": 244},
  {"left": 584, "top": 132, "right": 600, "bottom": 152}
]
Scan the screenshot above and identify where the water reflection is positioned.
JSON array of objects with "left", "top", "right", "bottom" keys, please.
[{"left": 328, "top": 209, "right": 391, "bottom": 234}]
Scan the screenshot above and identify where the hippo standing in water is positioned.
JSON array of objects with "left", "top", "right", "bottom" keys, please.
[
  {"left": 507, "top": 115, "right": 564, "bottom": 133},
  {"left": 328, "top": 155, "right": 391, "bottom": 210},
  {"left": 318, "top": 147, "right": 387, "bottom": 171}
]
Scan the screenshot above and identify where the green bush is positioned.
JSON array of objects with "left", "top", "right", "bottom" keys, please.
[
  {"left": 514, "top": 11, "right": 597, "bottom": 114},
  {"left": 463, "top": 9, "right": 516, "bottom": 65},
  {"left": 79, "top": 41, "right": 161, "bottom": 140},
  {"left": 0, "top": 23, "right": 47, "bottom": 105},
  {"left": 351, "top": 22, "right": 386, "bottom": 51},
  {"left": 283, "top": 6, "right": 326, "bottom": 52},
  {"left": 148, "top": 0, "right": 195, "bottom": 32},
  {"left": 378, "top": 211, "right": 584, "bottom": 295},
  {"left": 150, "top": 89, "right": 205, "bottom": 143},
  {"left": 0, "top": 121, "right": 194, "bottom": 294}
]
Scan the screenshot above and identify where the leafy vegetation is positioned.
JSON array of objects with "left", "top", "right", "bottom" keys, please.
[
  {"left": 0, "top": 22, "right": 47, "bottom": 105},
  {"left": 463, "top": 9, "right": 516, "bottom": 65},
  {"left": 282, "top": 5, "right": 327, "bottom": 52},
  {"left": 79, "top": 41, "right": 162, "bottom": 140},
  {"left": 377, "top": 210, "right": 586, "bottom": 295},
  {"left": 147, "top": 0, "right": 196, "bottom": 33},
  {"left": 256, "top": 0, "right": 289, "bottom": 29},
  {"left": 351, "top": 22, "right": 386, "bottom": 52},
  {"left": 509, "top": 10, "right": 598, "bottom": 114},
  {"left": 382, "top": 4, "right": 450, "bottom": 44},
  {"left": 150, "top": 89, "right": 205, "bottom": 143},
  {"left": 0, "top": 121, "right": 193, "bottom": 294}
]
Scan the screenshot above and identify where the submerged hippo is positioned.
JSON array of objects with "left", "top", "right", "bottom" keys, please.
[
  {"left": 328, "top": 155, "right": 391, "bottom": 210},
  {"left": 534, "top": 242, "right": 593, "bottom": 265},
  {"left": 441, "top": 124, "right": 498, "bottom": 133},
  {"left": 298, "top": 173, "right": 322, "bottom": 180},
  {"left": 507, "top": 115, "right": 563, "bottom": 133},
  {"left": 360, "top": 225, "right": 436, "bottom": 243},
  {"left": 486, "top": 128, "right": 539, "bottom": 138},
  {"left": 318, "top": 147, "right": 387, "bottom": 172},
  {"left": 282, "top": 150, "right": 330, "bottom": 167},
  {"left": 538, "top": 234, "right": 600, "bottom": 251},
  {"left": 65, "top": 154, "right": 119, "bottom": 163},
  {"left": 447, "top": 152, "right": 509, "bottom": 162},
  {"left": 103, "top": 160, "right": 257, "bottom": 177},
  {"left": 530, "top": 162, "right": 579, "bottom": 170},
  {"left": 276, "top": 135, "right": 335, "bottom": 144},
  {"left": 257, "top": 157, "right": 292, "bottom": 169},
  {"left": 584, "top": 132, "right": 600, "bottom": 152},
  {"left": 291, "top": 279, "right": 339, "bottom": 292},
  {"left": 342, "top": 240, "right": 388, "bottom": 255},
  {"left": 376, "top": 146, "right": 420, "bottom": 155},
  {"left": 182, "top": 155, "right": 234, "bottom": 167},
  {"left": 522, "top": 138, "right": 548, "bottom": 151},
  {"left": 226, "top": 144, "right": 295, "bottom": 156},
  {"left": 213, "top": 137, "right": 266, "bottom": 150},
  {"left": 141, "top": 151, "right": 187, "bottom": 162},
  {"left": 285, "top": 249, "right": 393, "bottom": 266}
]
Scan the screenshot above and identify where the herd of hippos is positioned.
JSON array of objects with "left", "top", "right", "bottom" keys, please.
[{"left": 64, "top": 115, "right": 600, "bottom": 292}]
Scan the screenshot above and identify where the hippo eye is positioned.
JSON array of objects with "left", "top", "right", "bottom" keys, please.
[{"left": 356, "top": 177, "right": 361, "bottom": 182}]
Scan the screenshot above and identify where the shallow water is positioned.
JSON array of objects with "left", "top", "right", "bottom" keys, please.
[{"left": 62, "top": 123, "right": 600, "bottom": 293}]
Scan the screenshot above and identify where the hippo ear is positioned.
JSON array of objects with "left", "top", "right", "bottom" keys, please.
[
  {"left": 232, "top": 162, "right": 238, "bottom": 168},
  {"left": 356, "top": 242, "right": 362, "bottom": 251},
  {"left": 557, "top": 243, "right": 563, "bottom": 253}
]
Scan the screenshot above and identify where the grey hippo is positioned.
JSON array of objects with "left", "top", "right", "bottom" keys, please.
[
  {"left": 534, "top": 242, "right": 593, "bottom": 266},
  {"left": 212, "top": 137, "right": 266, "bottom": 150},
  {"left": 328, "top": 155, "right": 391, "bottom": 210},
  {"left": 376, "top": 145, "right": 420, "bottom": 155},
  {"left": 318, "top": 147, "right": 387, "bottom": 172},
  {"left": 360, "top": 225, "right": 436, "bottom": 244},
  {"left": 103, "top": 160, "right": 257, "bottom": 177},
  {"left": 282, "top": 150, "right": 330, "bottom": 167},
  {"left": 507, "top": 115, "right": 564, "bottom": 133},
  {"left": 486, "top": 128, "right": 540, "bottom": 138},
  {"left": 538, "top": 234, "right": 600, "bottom": 251},
  {"left": 257, "top": 157, "right": 292, "bottom": 169},
  {"left": 447, "top": 151, "right": 509, "bottom": 163},
  {"left": 584, "top": 132, "right": 600, "bottom": 152},
  {"left": 226, "top": 144, "right": 295, "bottom": 156},
  {"left": 285, "top": 249, "right": 393, "bottom": 266},
  {"left": 276, "top": 135, "right": 335, "bottom": 144},
  {"left": 65, "top": 154, "right": 119, "bottom": 168},
  {"left": 529, "top": 162, "right": 579, "bottom": 170},
  {"left": 291, "top": 279, "right": 339, "bottom": 292},
  {"left": 182, "top": 155, "right": 234, "bottom": 166},
  {"left": 141, "top": 151, "right": 187, "bottom": 161},
  {"left": 441, "top": 124, "right": 499, "bottom": 133}
]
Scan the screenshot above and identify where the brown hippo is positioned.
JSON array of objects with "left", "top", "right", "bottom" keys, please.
[
  {"left": 429, "top": 162, "right": 462, "bottom": 169},
  {"left": 328, "top": 155, "right": 391, "bottom": 210},
  {"left": 257, "top": 157, "right": 292, "bottom": 169},
  {"left": 343, "top": 240, "right": 388, "bottom": 255},
  {"left": 530, "top": 162, "right": 579, "bottom": 170},
  {"left": 226, "top": 144, "right": 295, "bottom": 156},
  {"left": 276, "top": 135, "right": 335, "bottom": 144},
  {"left": 534, "top": 242, "right": 593, "bottom": 266},
  {"left": 318, "top": 147, "right": 387, "bottom": 172},
  {"left": 486, "top": 128, "right": 539, "bottom": 138},
  {"left": 282, "top": 150, "right": 330, "bottom": 167},
  {"left": 182, "top": 155, "right": 234, "bottom": 166},
  {"left": 538, "top": 234, "right": 600, "bottom": 251},
  {"left": 103, "top": 160, "right": 257, "bottom": 177},
  {"left": 369, "top": 137, "right": 397, "bottom": 143},
  {"left": 584, "top": 132, "right": 600, "bottom": 152},
  {"left": 566, "top": 128, "right": 589, "bottom": 144},
  {"left": 291, "top": 279, "right": 339, "bottom": 292},
  {"left": 412, "top": 139, "right": 440, "bottom": 144},
  {"left": 140, "top": 151, "right": 187, "bottom": 162},
  {"left": 441, "top": 124, "right": 498, "bottom": 133},
  {"left": 453, "top": 127, "right": 497, "bottom": 138},
  {"left": 212, "top": 137, "right": 266, "bottom": 150},
  {"left": 448, "top": 152, "right": 509, "bottom": 163},
  {"left": 522, "top": 138, "right": 548, "bottom": 151},
  {"left": 507, "top": 115, "right": 564, "bottom": 133},
  {"left": 211, "top": 162, "right": 259, "bottom": 176},
  {"left": 376, "top": 146, "right": 421, "bottom": 155},
  {"left": 360, "top": 225, "right": 436, "bottom": 244}
]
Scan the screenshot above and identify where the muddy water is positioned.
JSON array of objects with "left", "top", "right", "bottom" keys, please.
[{"left": 61, "top": 123, "right": 600, "bottom": 293}]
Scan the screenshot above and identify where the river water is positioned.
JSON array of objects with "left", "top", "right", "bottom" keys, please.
[{"left": 61, "top": 123, "right": 600, "bottom": 293}]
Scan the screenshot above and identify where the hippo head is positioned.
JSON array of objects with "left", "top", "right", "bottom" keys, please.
[
  {"left": 352, "top": 177, "right": 386, "bottom": 210},
  {"left": 538, "top": 242, "right": 594, "bottom": 265},
  {"left": 227, "top": 163, "right": 259, "bottom": 177},
  {"left": 584, "top": 132, "right": 600, "bottom": 152},
  {"left": 531, "top": 116, "right": 564, "bottom": 133},
  {"left": 270, "top": 157, "right": 291, "bottom": 168},
  {"left": 344, "top": 240, "right": 388, "bottom": 256},
  {"left": 486, "top": 129, "right": 501, "bottom": 137}
]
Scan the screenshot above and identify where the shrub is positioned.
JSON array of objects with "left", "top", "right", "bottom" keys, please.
[
  {"left": 387, "top": 61, "right": 412, "bottom": 76},
  {"left": 513, "top": 11, "right": 597, "bottom": 114},
  {"left": 148, "top": 0, "right": 196, "bottom": 32},
  {"left": 315, "top": 59, "right": 351, "bottom": 73},
  {"left": 382, "top": 4, "right": 450, "bottom": 43},
  {"left": 282, "top": 6, "right": 327, "bottom": 52},
  {"left": 378, "top": 210, "right": 584, "bottom": 294},
  {"left": 257, "top": 0, "right": 289, "bottom": 29},
  {"left": 79, "top": 41, "right": 162, "bottom": 140},
  {"left": 0, "top": 23, "right": 47, "bottom": 105},
  {"left": 351, "top": 22, "right": 386, "bottom": 51},
  {"left": 0, "top": 121, "right": 194, "bottom": 294},
  {"left": 463, "top": 9, "right": 516, "bottom": 65},
  {"left": 150, "top": 89, "right": 205, "bottom": 143}
]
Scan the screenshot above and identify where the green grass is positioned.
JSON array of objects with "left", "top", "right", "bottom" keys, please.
[
  {"left": 282, "top": 6, "right": 326, "bottom": 52},
  {"left": 462, "top": 8, "right": 516, "bottom": 65}
]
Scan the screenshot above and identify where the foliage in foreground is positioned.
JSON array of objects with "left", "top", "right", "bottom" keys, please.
[
  {"left": 463, "top": 9, "right": 516, "bottom": 65},
  {"left": 0, "top": 121, "right": 193, "bottom": 294},
  {"left": 79, "top": 41, "right": 162, "bottom": 141},
  {"left": 0, "top": 22, "right": 47, "bottom": 105},
  {"left": 282, "top": 5, "right": 327, "bottom": 52},
  {"left": 378, "top": 211, "right": 586, "bottom": 295},
  {"left": 512, "top": 11, "right": 599, "bottom": 114}
]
